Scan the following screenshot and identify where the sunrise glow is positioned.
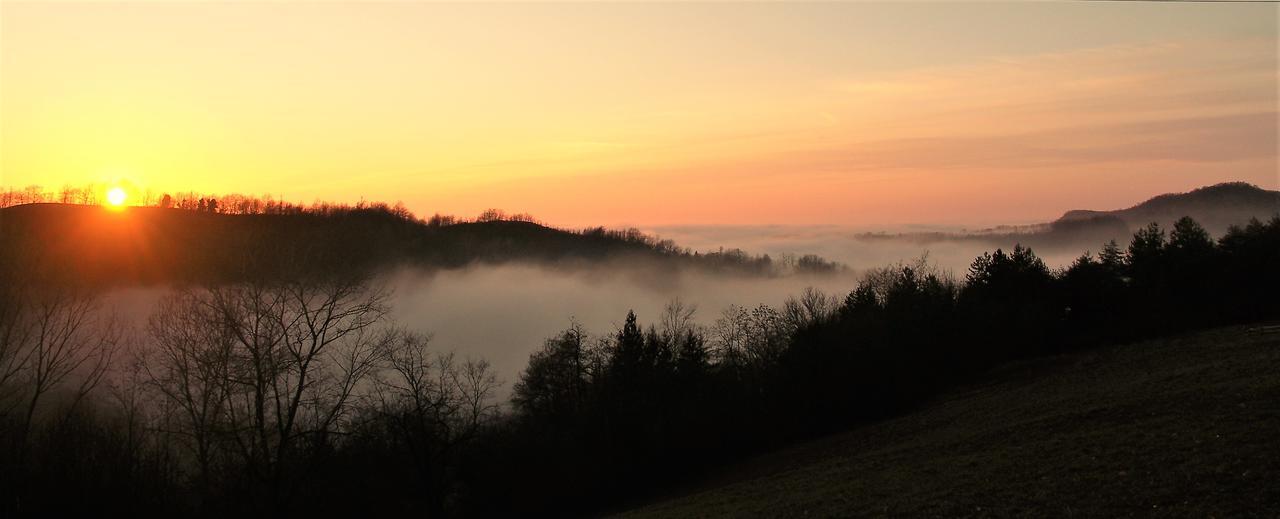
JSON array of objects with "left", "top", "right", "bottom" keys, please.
[
  {"left": 1, "top": 3, "right": 1275, "bottom": 227},
  {"left": 106, "top": 187, "right": 127, "bottom": 207}
]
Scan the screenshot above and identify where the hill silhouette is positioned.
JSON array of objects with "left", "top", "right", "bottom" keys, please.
[
  {"left": 0, "top": 203, "right": 830, "bottom": 286},
  {"left": 859, "top": 182, "right": 1280, "bottom": 251},
  {"left": 1058, "top": 181, "right": 1280, "bottom": 236}
]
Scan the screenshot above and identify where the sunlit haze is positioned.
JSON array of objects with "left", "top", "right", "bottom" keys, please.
[
  {"left": 2, "top": 2, "right": 1275, "bottom": 227},
  {"left": 105, "top": 187, "right": 126, "bottom": 207}
]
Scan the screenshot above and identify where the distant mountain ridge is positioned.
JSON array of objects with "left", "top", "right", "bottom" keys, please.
[
  {"left": 1057, "top": 182, "right": 1280, "bottom": 236},
  {"left": 858, "top": 182, "right": 1280, "bottom": 250}
]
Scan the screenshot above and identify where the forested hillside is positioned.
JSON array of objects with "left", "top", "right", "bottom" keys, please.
[{"left": 0, "top": 203, "right": 836, "bottom": 287}]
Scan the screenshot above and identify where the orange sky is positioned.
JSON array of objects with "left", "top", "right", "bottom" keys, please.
[{"left": 1, "top": 2, "right": 1276, "bottom": 227}]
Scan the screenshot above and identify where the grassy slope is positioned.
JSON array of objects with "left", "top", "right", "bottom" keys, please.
[{"left": 623, "top": 325, "right": 1280, "bottom": 517}]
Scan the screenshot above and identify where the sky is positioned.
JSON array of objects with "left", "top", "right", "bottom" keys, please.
[{"left": 2, "top": 2, "right": 1276, "bottom": 228}]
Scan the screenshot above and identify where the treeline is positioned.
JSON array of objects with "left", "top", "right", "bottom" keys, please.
[
  {"left": 1, "top": 184, "right": 118, "bottom": 208},
  {"left": 0, "top": 193, "right": 841, "bottom": 283},
  {"left": 1, "top": 182, "right": 527, "bottom": 222},
  {"left": 1, "top": 215, "right": 1276, "bottom": 516}
]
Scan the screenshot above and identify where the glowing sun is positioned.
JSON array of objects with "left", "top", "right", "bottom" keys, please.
[{"left": 106, "top": 187, "right": 127, "bottom": 207}]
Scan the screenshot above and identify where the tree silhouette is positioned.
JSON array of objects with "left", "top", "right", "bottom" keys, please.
[
  {"left": 1169, "top": 216, "right": 1213, "bottom": 256},
  {"left": 1128, "top": 222, "right": 1166, "bottom": 270}
]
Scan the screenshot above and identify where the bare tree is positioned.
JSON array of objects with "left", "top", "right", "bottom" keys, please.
[
  {"left": 143, "top": 276, "right": 397, "bottom": 507},
  {"left": 782, "top": 287, "right": 839, "bottom": 330},
  {"left": 712, "top": 304, "right": 789, "bottom": 373},
  {"left": 0, "top": 283, "right": 119, "bottom": 453},
  {"left": 143, "top": 289, "right": 237, "bottom": 492},
  {"left": 374, "top": 331, "right": 501, "bottom": 512},
  {"left": 381, "top": 334, "right": 501, "bottom": 446},
  {"left": 660, "top": 297, "right": 698, "bottom": 343}
]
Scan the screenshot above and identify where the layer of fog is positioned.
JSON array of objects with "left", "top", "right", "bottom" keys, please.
[
  {"left": 383, "top": 264, "right": 858, "bottom": 389},
  {"left": 96, "top": 265, "right": 853, "bottom": 394},
  {"left": 648, "top": 224, "right": 1090, "bottom": 274},
  {"left": 97, "top": 227, "right": 1106, "bottom": 393}
]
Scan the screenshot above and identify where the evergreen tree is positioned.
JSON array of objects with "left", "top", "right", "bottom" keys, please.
[
  {"left": 611, "top": 310, "right": 646, "bottom": 381},
  {"left": 1169, "top": 216, "right": 1213, "bottom": 256},
  {"left": 1099, "top": 240, "right": 1125, "bottom": 274},
  {"left": 675, "top": 331, "right": 710, "bottom": 377},
  {"left": 1127, "top": 222, "right": 1166, "bottom": 269}
]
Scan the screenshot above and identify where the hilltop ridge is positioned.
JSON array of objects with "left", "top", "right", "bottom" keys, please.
[
  {"left": 856, "top": 182, "right": 1280, "bottom": 251},
  {"left": 1058, "top": 182, "right": 1280, "bottom": 234},
  {"left": 0, "top": 203, "right": 835, "bottom": 287}
]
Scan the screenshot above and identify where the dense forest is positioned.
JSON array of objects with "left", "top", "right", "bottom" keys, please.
[{"left": 1, "top": 206, "right": 1276, "bottom": 516}]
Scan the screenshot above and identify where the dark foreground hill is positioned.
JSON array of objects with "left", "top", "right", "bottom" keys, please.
[
  {"left": 0, "top": 203, "right": 826, "bottom": 286},
  {"left": 622, "top": 324, "right": 1280, "bottom": 517}
]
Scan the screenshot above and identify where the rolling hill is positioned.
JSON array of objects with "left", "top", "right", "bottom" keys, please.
[
  {"left": 1058, "top": 181, "right": 1280, "bottom": 237},
  {"left": 0, "top": 203, "right": 824, "bottom": 286},
  {"left": 858, "top": 182, "right": 1280, "bottom": 251}
]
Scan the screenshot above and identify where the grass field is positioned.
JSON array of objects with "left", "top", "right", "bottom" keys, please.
[{"left": 623, "top": 325, "right": 1280, "bottom": 517}]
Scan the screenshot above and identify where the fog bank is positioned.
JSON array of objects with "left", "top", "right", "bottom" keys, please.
[
  {"left": 97, "top": 226, "right": 1101, "bottom": 392},
  {"left": 648, "top": 224, "right": 1092, "bottom": 274},
  {"left": 384, "top": 264, "right": 858, "bottom": 388},
  {"left": 98, "top": 264, "right": 858, "bottom": 393}
]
